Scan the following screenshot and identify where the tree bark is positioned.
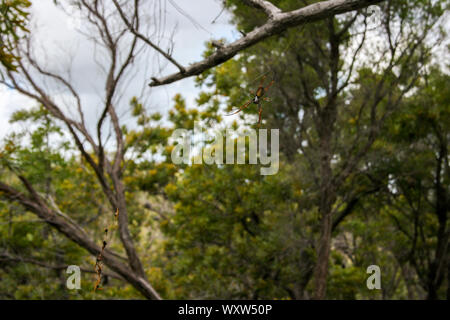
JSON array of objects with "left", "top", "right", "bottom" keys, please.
[
  {"left": 312, "top": 108, "right": 337, "bottom": 299},
  {"left": 426, "top": 134, "right": 449, "bottom": 299},
  {"left": 312, "top": 18, "right": 340, "bottom": 299}
]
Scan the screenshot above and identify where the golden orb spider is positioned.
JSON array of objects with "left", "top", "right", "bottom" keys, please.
[{"left": 226, "top": 76, "right": 274, "bottom": 125}]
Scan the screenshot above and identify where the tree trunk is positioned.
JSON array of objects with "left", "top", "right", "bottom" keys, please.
[
  {"left": 312, "top": 106, "right": 336, "bottom": 299},
  {"left": 447, "top": 257, "right": 450, "bottom": 300},
  {"left": 313, "top": 210, "right": 333, "bottom": 299},
  {"left": 312, "top": 19, "right": 339, "bottom": 298},
  {"left": 114, "top": 177, "right": 146, "bottom": 278},
  {"left": 426, "top": 140, "right": 449, "bottom": 300}
]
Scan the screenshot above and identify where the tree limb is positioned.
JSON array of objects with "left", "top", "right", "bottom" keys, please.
[
  {"left": 0, "top": 180, "right": 162, "bottom": 300},
  {"left": 148, "top": 0, "right": 385, "bottom": 87},
  {"left": 112, "top": 0, "right": 186, "bottom": 73}
]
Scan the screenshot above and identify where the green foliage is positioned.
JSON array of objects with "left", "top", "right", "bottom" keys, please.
[
  {"left": 159, "top": 161, "right": 304, "bottom": 299},
  {"left": 0, "top": 105, "right": 144, "bottom": 299},
  {"left": 0, "top": 0, "right": 31, "bottom": 72},
  {"left": 0, "top": 0, "right": 449, "bottom": 300}
]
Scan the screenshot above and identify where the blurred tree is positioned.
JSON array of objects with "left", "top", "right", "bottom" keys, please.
[
  {"left": 0, "top": 0, "right": 448, "bottom": 300},
  {"left": 0, "top": 100, "right": 173, "bottom": 299},
  {"left": 0, "top": 0, "right": 394, "bottom": 299},
  {"left": 359, "top": 67, "right": 449, "bottom": 299},
  {"left": 0, "top": 0, "right": 30, "bottom": 73},
  {"left": 182, "top": 0, "right": 447, "bottom": 299}
]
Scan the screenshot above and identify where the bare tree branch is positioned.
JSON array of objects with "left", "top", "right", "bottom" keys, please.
[
  {"left": 112, "top": 0, "right": 186, "bottom": 73},
  {"left": 148, "top": 0, "right": 385, "bottom": 86},
  {"left": 0, "top": 180, "right": 161, "bottom": 300}
]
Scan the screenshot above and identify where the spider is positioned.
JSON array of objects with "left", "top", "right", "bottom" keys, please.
[{"left": 226, "top": 76, "right": 274, "bottom": 125}]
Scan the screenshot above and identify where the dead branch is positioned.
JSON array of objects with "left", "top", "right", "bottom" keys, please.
[
  {"left": 146, "top": 0, "right": 385, "bottom": 86},
  {"left": 0, "top": 180, "right": 161, "bottom": 300}
]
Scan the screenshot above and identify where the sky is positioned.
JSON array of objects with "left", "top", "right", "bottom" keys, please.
[{"left": 0, "top": 0, "right": 236, "bottom": 139}]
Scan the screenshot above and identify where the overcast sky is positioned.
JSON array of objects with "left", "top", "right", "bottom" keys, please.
[{"left": 0, "top": 0, "right": 235, "bottom": 139}]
